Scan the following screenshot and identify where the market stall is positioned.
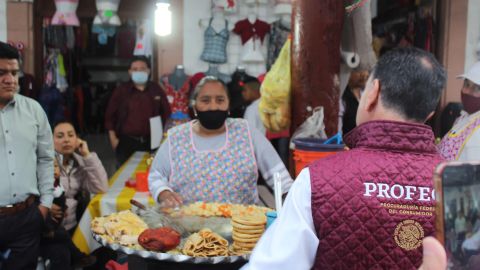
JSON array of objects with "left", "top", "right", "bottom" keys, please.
[
  {"left": 72, "top": 151, "right": 154, "bottom": 254},
  {"left": 72, "top": 151, "right": 277, "bottom": 269}
]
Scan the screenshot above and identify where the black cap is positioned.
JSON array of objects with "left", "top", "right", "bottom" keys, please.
[
  {"left": 0, "top": 41, "right": 20, "bottom": 60},
  {"left": 241, "top": 75, "right": 259, "bottom": 84}
]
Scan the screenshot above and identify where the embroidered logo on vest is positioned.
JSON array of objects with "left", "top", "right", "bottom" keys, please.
[{"left": 394, "top": 219, "right": 424, "bottom": 251}]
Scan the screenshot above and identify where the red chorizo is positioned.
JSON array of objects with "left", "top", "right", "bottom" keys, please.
[{"left": 138, "top": 227, "right": 181, "bottom": 252}]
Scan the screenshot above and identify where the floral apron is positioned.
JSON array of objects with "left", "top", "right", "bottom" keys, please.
[
  {"left": 438, "top": 112, "right": 480, "bottom": 160},
  {"left": 168, "top": 119, "right": 259, "bottom": 204}
]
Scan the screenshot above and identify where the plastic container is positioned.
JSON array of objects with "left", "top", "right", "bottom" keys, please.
[
  {"left": 135, "top": 171, "right": 149, "bottom": 192},
  {"left": 266, "top": 211, "right": 277, "bottom": 229},
  {"left": 292, "top": 138, "right": 345, "bottom": 176}
]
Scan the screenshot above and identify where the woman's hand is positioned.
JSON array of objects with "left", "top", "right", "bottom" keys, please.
[
  {"left": 50, "top": 203, "right": 64, "bottom": 223},
  {"left": 77, "top": 138, "right": 91, "bottom": 157},
  {"left": 158, "top": 190, "right": 183, "bottom": 208}
]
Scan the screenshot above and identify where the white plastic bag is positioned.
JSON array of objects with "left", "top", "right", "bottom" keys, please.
[{"left": 289, "top": 107, "right": 328, "bottom": 149}]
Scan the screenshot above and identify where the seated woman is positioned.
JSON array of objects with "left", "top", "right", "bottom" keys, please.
[
  {"left": 439, "top": 62, "right": 480, "bottom": 161},
  {"left": 149, "top": 76, "right": 293, "bottom": 207},
  {"left": 42, "top": 121, "right": 108, "bottom": 269},
  {"left": 53, "top": 121, "right": 109, "bottom": 230}
]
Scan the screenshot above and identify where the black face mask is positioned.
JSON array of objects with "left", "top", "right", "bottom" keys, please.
[{"left": 196, "top": 110, "right": 228, "bottom": 130}]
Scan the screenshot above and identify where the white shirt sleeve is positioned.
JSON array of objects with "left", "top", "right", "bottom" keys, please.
[
  {"left": 250, "top": 125, "right": 293, "bottom": 194},
  {"left": 148, "top": 139, "right": 173, "bottom": 202},
  {"left": 244, "top": 100, "right": 266, "bottom": 135},
  {"left": 241, "top": 168, "right": 319, "bottom": 270}
]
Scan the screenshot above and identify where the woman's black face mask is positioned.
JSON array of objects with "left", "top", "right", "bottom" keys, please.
[{"left": 196, "top": 110, "right": 229, "bottom": 130}]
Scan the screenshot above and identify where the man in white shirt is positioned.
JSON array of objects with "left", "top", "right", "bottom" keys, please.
[{"left": 243, "top": 47, "right": 446, "bottom": 269}]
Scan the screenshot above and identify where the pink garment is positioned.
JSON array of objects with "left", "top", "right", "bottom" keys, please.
[
  {"left": 167, "top": 119, "right": 259, "bottom": 204},
  {"left": 59, "top": 152, "right": 108, "bottom": 230},
  {"left": 51, "top": 0, "right": 80, "bottom": 26},
  {"left": 438, "top": 113, "right": 480, "bottom": 160},
  {"left": 310, "top": 120, "right": 442, "bottom": 269}
]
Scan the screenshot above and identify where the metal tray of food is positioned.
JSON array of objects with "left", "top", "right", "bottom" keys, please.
[{"left": 93, "top": 233, "right": 250, "bottom": 264}]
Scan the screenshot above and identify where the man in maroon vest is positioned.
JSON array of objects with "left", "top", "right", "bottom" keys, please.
[{"left": 244, "top": 47, "right": 446, "bottom": 269}]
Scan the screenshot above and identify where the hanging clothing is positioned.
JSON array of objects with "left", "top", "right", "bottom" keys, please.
[
  {"left": 117, "top": 26, "right": 136, "bottom": 59},
  {"left": 44, "top": 23, "right": 68, "bottom": 50},
  {"left": 233, "top": 19, "right": 270, "bottom": 63},
  {"left": 267, "top": 20, "right": 290, "bottom": 70},
  {"left": 38, "top": 86, "right": 65, "bottom": 126},
  {"left": 190, "top": 72, "right": 206, "bottom": 90},
  {"left": 161, "top": 75, "right": 191, "bottom": 118},
  {"left": 200, "top": 18, "right": 229, "bottom": 64},
  {"left": 51, "top": 0, "right": 80, "bottom": 26},
  {"left": 134, "top": 20, "right": 153, "bottom": 57}
]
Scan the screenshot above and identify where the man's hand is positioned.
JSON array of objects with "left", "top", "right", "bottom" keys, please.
[
  {"left": 418, "top": 236, "right": 447, "bottom": 270},
  {"left": 158, "top": 190, "right": 183, "bottom": 208},
  {"left": 50, "top": 203, "right": 64, "bottom": 222},
  {"left": 37, "top": 205, "right": 49, "bottom": 220},
  {"left": 108, "top": 130, "right": 119, "bottom": 150}
]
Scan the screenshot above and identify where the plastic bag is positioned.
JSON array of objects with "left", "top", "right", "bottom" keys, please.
[
  {"left": 289, "top": 107, "right": 328, "bottom": 149},
  {"left": 259, "top": 39, "right": 291, "bottom": 132}
]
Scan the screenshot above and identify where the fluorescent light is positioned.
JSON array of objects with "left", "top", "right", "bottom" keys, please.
[{"left": 155, "top": 2, "right": 172, "bottom": 36}]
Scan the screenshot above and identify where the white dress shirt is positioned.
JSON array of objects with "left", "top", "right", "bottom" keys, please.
[
  {"left": 244, "top": 99, "right": 266, "bottom": 135},
  {"left": 0, "top": 94, "right": 54, "bottom": 208},
  {"left": 242, "top": 168, "right": 319, "bottom": 270}
]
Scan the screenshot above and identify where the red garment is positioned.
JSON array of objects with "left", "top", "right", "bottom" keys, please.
[
  {"left": 310, "top": 120, "right": 443, "bottom": 269},
  {"left": 233, "top": 19, "right": 271, "bottom": 45},
  {"left": 105, "top": 81, "right": 171, "bottom": 137},
  {"left": 161, "top": 76, "right": 191, "bottom": 114},
  {"left": 190, "top": 72, "right": 206, "bottom": 90},
  {"left": 105, "top": 260, "right": 128, "bottom": 270}
]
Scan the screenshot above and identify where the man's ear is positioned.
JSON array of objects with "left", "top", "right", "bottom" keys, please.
[{"left": 365, "top": 79, "right": 381, "bottom": 112}]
